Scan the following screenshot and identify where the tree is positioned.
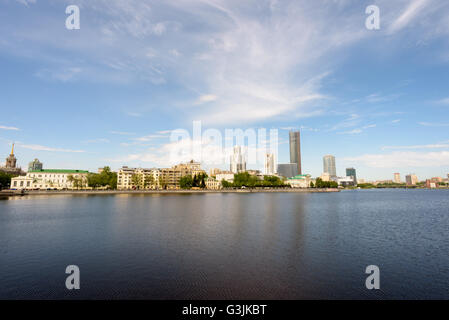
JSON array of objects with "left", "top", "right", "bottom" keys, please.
[
  {"left": 131, "top": 174, "right": 143, "bottom": 189},
  {"left": 87, "top": 166, "right": 117, "bottom": 189},
  {"left": 0, "top": 171, "right": 15, "bottom": 190},
  {"left": 144, "top": 174, "right": 155, "bottom": 189},
  {"left": 159, "top": 175, "right": 167, "bottom": 189},
  {"left": 179, "top": 175, "right": 193, "bottom": 189}
]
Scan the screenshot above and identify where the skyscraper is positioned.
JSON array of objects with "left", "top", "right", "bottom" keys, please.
[
  {"left": 289, "top": 131, "right": 301, "bottom": 175},
  {"left": 346, "top": 167, "right": 357, "bottom": 184},
  {"left": 230, "top": 146, "right": 246, "bottom": 173},
  {"left": 394, "top": 173, "right": 401, "bottom": 183},
  {"left": 323, "top": 155, "right": 336, "bottom": 177},
  {"left": 264, "top": 153, "right": 276, "bottom": 175}
]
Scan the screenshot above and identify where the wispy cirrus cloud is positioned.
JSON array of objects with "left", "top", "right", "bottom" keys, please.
[
  {"left": 0, "top": 125, "right": 20, "bottom": 131},
  {"left": 18, "top": 143, "right": 85, "bottom": 153}
]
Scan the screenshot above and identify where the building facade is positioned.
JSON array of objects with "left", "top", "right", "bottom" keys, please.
[
  {"left": 285, "top": 174, "right": 311, "bottom": 188},
  {"left": 1, "top": 144, "right": 23, "bottom": 175},
  {"left": 264, "top": 153, "right": 276, "bottom": 175},
  {"left": 117, "top": 160, "right": 205, "bottom": 190},
  {"left": 394, "top": 173, "right": 401, "bottom": 184},
  {"left": 117, "top": 167, "right": 161, "bottom": 190},
  {"left": 230, "top": 146, "right": 246, "bottom": 173},
  {"left": 28, "top": 158, "right": 43, "bottom": 172},
  {"left": 277, "top": 163, "right": 298, "bottom": 178},
  {"left": 289, "top": 131, "right": 302, "bottom": 175},
  {"left": 216, "top": 173, "right": 235, "bottom": 183},
  {"left": 10, "top": 169, "right": 89, "bottom": 190},
  {"left": 405, "top": 174, "right": 418, "bottom": 186},
  {"left": 346, "top": 168, "right": 357, "bottom": 185},
  {"left": 323, "top": 155, "right": 336, "bottom": 177},
  {"left": 205, "top": 177, "right": 222, "bottom": 190}
]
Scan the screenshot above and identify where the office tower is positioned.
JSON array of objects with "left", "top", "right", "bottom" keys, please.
[
  {"left": 346, "top": 167, "right": 357, "bottom": 184},
  {"left": 289, "top": 131, "right": 301, "bottom": 175},
  {"left": 394, "top": 173, "right": 401, "bottom": 183},
  {"left": 264, "top": 153, "right": 276, "bottom": 175},
  {"left": 277, "top": 163, "right": 298, "bottom": 178},
  {"left": 28, "top": 158, "right": 43, "bottom": 172},
  {"left": 405, "top": 174, "right": 418, "bottom": 186},
  {"left": 323, "top": 155, "right": 336, "bottom": 177},
  {"left": 230, "top": 146, "right": 246, "bottom": 173}
]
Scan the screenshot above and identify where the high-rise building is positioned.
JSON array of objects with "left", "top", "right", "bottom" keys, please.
[
  {"left": 289, "top": 131, "right": 302, "bottom": 175},
  {"left": 230, "top": 146, "right": 246, "bottom": 173},
  {"left": 346, "top": 167, "right": 357, "bottom": 184},
  {"left": 5, "top": 143, "right": 17, "bottom": 169},
  {"left": 28, "top": 158, "right": 43, "bottom": 172},
  {"left": 405, "top": 174, "right": 418, "bottom": 186},
  {"left": 264, "top": 153, "right": 276, "bottom": 175},
  {"left": 277, "top": 163, "right": 298, "bottom": 178},
  {"left": 323, "top": 155, "right": 336, "bottom": 177},
  {"left": 394, "top": 173, "right": 401, "bottom": 183}
]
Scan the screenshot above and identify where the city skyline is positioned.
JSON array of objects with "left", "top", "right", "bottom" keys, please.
[{"left": 1, "top": 1, "right": 449, "bottom": 180}]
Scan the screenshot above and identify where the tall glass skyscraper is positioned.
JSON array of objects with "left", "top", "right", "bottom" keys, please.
[
  {"left": 323, "top": 155, "right": 336, "bottom": 177},
  {"left": 289, "top": 131, "right": 301, "bottom": 175},
  {"left": 346, "top": 167, "right": 357, "bottom": 184}
]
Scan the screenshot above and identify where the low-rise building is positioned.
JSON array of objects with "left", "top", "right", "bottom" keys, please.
[
  {"left": 11, "top": 169, "right": 89, "bottom": 190},
  {"left": 216, "top": 173, "right": 234, "bottom": 183},
  {"left": 285, "top": 174, "right": 312, "bottom": 188},
  {"left": 337, "top": 176, "right": 356, "bottom": 187},
  {"left": 205, "top": 177, "right": 222, "bottom": 190}
]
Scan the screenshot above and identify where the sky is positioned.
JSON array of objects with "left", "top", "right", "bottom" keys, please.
[{"left": 1, "top": 0, "right": 449, "bottom": 181}]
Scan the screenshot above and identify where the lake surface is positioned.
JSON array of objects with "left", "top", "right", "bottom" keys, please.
[{"left": 0, "top": 189, "right": 448, "bottom": 299}]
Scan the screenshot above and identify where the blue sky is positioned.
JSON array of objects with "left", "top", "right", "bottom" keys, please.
[{"left": 1, "top": 0, "right": 449, "bottom": 180}]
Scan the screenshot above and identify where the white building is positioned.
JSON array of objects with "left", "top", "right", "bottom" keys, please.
[
  {"left": 323, "top": 155, "right": 336, "bottom": 177},
  {"left": 394, "top": 173, "right": 401, "bottom": 183},
  {"left": 117, "top": 167, "right": 160, "bottom": 190},
  {"left": 216, "top": 173, "right": 234, "bottom": 183},
  {"left": 230, "top": 146, "right": 246, "bottom": 173},
  {"left": 285, "top": 174, "right": 312, "bottom": 188},
  {"left": 205, "top": 177, "right": 222, "bottom": 190},
  {"left": 11, "top": 169, "right": 89, "bottom": 190},
  {"left": 264, "top": 153, "right": 276, "bottom": 175}
]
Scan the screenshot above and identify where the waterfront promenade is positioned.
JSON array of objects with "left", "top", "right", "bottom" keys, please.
[{"left": 1, "top": 188, "right": 339, "bottom": 197}]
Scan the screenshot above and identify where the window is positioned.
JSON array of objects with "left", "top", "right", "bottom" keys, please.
[{"left": 13, "top": 181, "right": 17, "bottom": 187}]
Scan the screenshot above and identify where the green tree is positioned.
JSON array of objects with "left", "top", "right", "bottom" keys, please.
[
  {"left": 144, "top": 174, "right": 155, "bottom": 189},
  {"left": 180, "top": 175, "right": 193, "bottom": 189},
  {"left": 131, "top": 173, "right": 143, "bottom": 189}
]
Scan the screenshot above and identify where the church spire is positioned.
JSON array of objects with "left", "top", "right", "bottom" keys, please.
[{"left": 11, "top": 143, "right": 14, "bottom": 155}]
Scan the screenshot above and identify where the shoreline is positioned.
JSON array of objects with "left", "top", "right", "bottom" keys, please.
[{"left": 1, "top": 188, "right": 339, "bottom": 197}]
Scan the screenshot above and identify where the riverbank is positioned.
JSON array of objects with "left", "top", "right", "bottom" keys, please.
[{"left": 1, "top": 188, "right": 339, "bottom": 197}]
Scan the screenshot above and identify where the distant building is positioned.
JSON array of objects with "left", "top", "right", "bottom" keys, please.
[
  {"left": 264, "top": 153, "right": 276, "bottom": 175},
  {"left": 405, "top": 174, "right": 418, "bottom": 186},
  {"left": 346, "top": 168, "right": 357, "bottom": 185},
  {"left": 216, "top": 173, "right": 234, "bottom": 183},
  {"left": 285, "top": 174, "right": 311, "bottom": 188},
  {"left": 117, "top": 167, "right": 161, "bottom": 190},
  {"left": 394, "top": 173, "right": 401, "bottom": 184},
  {"left": 337, "top": 176, "right": 356, "bottom": 187},
  {"left": 11, "top": 169, "right": 89, "bottom": 190},
  {"left": 277, "top": 163, "right": 298, "bottom": 178},
  {"left": 1, "top": 143, "right": 24, "bottom": 175},
  {"left": 28, "top": 159, "right": 43, "bottom": 172},
  {"left": 320, "top": 172, "right": 331, "bottom": 182},
  {"left": 205, "top": 177, "right": 222, "bottom": 190},
  {"left": 323, "top": 155, "right": 336, "bottom": 177},
  {"left": 209, "top": 168, "right": 223, "bottom": 176},
  {"left": 426, "top": 179, "right": 437, "bottom": 189},
  {"left": 230, "top": 146, "right": 246, "bottom": 173},
  {"left": 289, "top": 131, "right": 302, "bottom": 175},
  {"left": 431, "top": 177, "right": 443, "bottom": 183}
]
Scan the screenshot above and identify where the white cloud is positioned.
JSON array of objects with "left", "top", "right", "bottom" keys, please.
[
  {"left": 109, "top": 131, "right": 135, "bottom": 135},
  {"left": 15, "top": 0, "right": 36, "bottom": 6},
  {"left": 82, "top": 138, "right": 110, "bottom": 144},
  {"left": 18, "top": 144, "right": 85, "bottom": 153},
  {"left": 388, "top": 0, "right": 431, "bottom": 34},
  {"left": 345, "top": 151, "right": 449, "bottom": 168},
  {"left": 419, "top": 122, "right": 449, "bottom": 127},
  {"left": 435, "top": 97, "right": 449, "bottom": 105},
  {"left": 0, "top": 125, "right": 20, "bottom": 131},
  {"left": 382, "top": 142, "right": 449, "bottom": 150}
]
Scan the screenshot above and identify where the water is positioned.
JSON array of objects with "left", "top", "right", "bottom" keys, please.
[{"left": 0, "top": 189, "right": 448, "bottom": 299}]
